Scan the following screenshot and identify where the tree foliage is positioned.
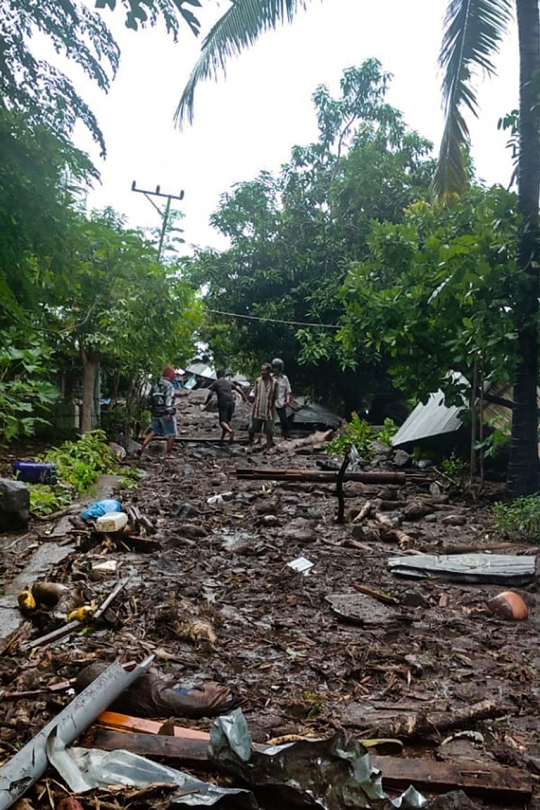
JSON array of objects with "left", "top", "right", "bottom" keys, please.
[
  {"left": 338, "top": 186, "right": 519, "bottom": 402},
  {"left": 187, "top": 62, "right": 434, "bottom": 409}
]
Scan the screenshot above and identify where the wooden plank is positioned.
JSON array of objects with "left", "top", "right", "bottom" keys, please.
[
  {"left": 84, "top": 727, "right": 533, "bottom": 803},
  {"left": 96, "top": 711, "right": 210, "bottom": 739},
  {"left": 82, "top": 727, "right": 210, "bottom": 767},
  {"left": 371, "top": 755, "right": 532, "bottom": 803}
]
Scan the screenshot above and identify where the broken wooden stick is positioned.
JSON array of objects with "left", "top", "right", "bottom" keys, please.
[{"left": 352, "top": 584, "right": 399, "bottom": 606}]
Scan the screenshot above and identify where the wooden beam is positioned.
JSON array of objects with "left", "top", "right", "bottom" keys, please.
[
  {"left": 83, "top": 726, "right": 532, "bottom": 803},
  {"left": 371, "top": 755, "right": 532, "bottom": 804},
  {"left": 236, "top": 469, "right": 406, "bottom": 484}
]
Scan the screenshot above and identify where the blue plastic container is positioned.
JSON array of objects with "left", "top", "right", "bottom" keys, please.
[{"left": 13, "top": 461, "right": 58, "bottom": 485}]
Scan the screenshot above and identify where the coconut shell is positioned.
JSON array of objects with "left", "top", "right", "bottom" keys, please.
[{"left": 487, "top": 590, "right": 528, "bottom": 621}]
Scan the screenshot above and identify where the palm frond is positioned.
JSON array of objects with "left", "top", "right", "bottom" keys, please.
[
  {"left": 432, "top": 0, "right": 513, "bottom": 198},
  {"left": 175, "top": 0, "right": 311, "bottom": 126}
]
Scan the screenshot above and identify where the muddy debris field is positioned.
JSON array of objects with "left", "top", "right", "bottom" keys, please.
[{"left": 1, "top": 388, "right": 540, "bottom": 810}]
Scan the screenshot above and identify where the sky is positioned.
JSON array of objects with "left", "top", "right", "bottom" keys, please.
[{"left": 78, "top": 0, "right": 520, "bottom": 252}]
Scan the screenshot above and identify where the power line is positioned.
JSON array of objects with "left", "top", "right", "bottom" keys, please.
[{"left": 206, "top": 308, "right": 340, "bottom": 330}]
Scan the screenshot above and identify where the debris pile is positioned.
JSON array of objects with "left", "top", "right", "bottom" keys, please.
[{"left": 0, "top": 388, "right": 538, "bottom": 808}]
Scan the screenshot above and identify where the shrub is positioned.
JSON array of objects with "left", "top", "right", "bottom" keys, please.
[
  {"left": 327, "top": 412, "right": 376, "bottom": 460},
  {"left": 45, "top": 430, "right": 115, "bottom": 494},
  {"left": 493, "top": 495, "right": 540, "bottom": 543}
]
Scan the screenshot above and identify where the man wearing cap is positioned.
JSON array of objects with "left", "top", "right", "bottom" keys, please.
[
  {"left": 139, "top": 366, "right": 177, "bottom": 457},
  {"left": 271, "top": 358, "right": 292, "bottom": 439}
]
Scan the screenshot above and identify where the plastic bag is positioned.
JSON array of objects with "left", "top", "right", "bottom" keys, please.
[{"left": 81, "top": 499, "right": 122, "bottom": 522}]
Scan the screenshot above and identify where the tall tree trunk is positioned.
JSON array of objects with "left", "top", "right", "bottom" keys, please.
[
  {"left": 507, "top": 0, "right": 540, "bottom": 496},
  {"left": 81, "top": 347, "right": 100, "bottom": 434}
]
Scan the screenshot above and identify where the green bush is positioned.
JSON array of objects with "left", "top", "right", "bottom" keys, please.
[
  {"left": 493, "top": 495, "right": 540, "bottom": 543},
  {"left": 378, "top": 417, "right": 398, "bottom": 447},
  {"left": 45, "top": 430, "right": 115, "bottom": 494},
  {"left": 327, "top": 412, "right": 376, "bottom": 460},
  {"left": 29, "top": 485, "right": 72, "bottom": 516}
]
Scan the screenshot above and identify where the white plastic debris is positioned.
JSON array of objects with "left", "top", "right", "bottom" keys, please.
[
  {"left": 287, "top": 556, "right": 314, "bottom": 575},
  {"left": 95, "top": 512, "right": 128, "bottom": 533}
]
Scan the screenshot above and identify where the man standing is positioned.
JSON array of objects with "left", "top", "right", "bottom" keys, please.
[
  {"left": 204, "top": 370, "right": 247, "bottom": 442},
  {"left": 271, "top": 358, "right": 292, "bottom": 439},
  {"left": 249, "top": 362, "right": 277, "bottom": 449},
  {"left": 139, "top": 366, "right": 177, "bottom": 457}
]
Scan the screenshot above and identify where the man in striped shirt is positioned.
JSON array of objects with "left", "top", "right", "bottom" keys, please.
[{"left": 248, "top": 362, "right": 277, "bottom": 449}]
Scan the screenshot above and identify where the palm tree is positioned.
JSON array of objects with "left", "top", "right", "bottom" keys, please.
[
  {"left": 432, "top": 0, "right": 540, "bottom": 495},
  {"left": 178, "top": 0, "right": 540, "bottom": 495}
]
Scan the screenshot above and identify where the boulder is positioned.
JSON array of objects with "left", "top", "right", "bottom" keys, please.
[{"left": 0, "top": 478, "right": 30, "bottom": 532}]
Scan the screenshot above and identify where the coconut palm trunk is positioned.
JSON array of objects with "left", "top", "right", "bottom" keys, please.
[{"left": 507, "top": 0, "right": 540, "bottom": 495}]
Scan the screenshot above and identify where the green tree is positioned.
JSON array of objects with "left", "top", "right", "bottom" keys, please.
[
  {"left": 339, "top": 186, "right": 519, "bottom": 402},
  {"left": 186, "top": 62, "right": 433, "bottom": 410},
  {"left": 179, "top": 0, "right": 540, "bottom": 496},
  {"left": 46, "top": 209, "right": 200, "bottom": 432}
]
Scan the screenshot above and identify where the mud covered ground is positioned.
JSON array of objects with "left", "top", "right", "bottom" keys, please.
[{"left": 0, "top": 388, "right": 539, "bottom": 809}]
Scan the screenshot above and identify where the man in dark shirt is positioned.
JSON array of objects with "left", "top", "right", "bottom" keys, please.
[{"left": 204, "top": 370, "right": 247, "bottom": 441}]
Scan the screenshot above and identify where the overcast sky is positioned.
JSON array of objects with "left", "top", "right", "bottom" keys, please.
[{"left": 79, "top": 0, "right": 519, "bottom": 251}]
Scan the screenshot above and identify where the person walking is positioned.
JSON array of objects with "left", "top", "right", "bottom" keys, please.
[
  {"left": 204, "top": 370, "right": 248, "bottom": 442},
  {"left": 271, "top": 357, "right": 292, "bottom": 439},
  {"left": 248, "top": 362, "right": 277, "bottom": 450},
  {"left": 139, "top": 366, "right": 177, "bottom": 457}
]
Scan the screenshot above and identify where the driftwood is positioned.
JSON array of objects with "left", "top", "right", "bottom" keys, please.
[
  {"left": 344, "top": 699, "right": 512, "bottom": 740},
  {"left": 236, "top": 468, "right": 406, "bottom": 484}
]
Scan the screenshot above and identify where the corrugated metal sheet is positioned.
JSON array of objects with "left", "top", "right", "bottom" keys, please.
[
  {"left": 392, "top": 375, "right": 540, "bottom": 448},
  {"left": 391, "top": 391, "right": 466, "bottom": 447},
  {"left": 185, "top": 363, "right": 217, "bottom": 380}
]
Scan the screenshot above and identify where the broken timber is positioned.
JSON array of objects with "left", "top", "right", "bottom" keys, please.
[
  {"left": 82, "top": 726, "right": 532, "bottom": 803},
  {"left": 236, "top": 468, "right": 406, "bottom": 484}
]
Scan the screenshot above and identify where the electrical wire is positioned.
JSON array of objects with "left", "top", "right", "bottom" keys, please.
[{"left": 206, "top": 308, "right": 340, "bottom": 330}]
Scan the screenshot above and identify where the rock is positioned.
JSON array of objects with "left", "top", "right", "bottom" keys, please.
[
  {"left": 400, "top": 589, "right": 430, "bottom": 608},
  {"left": 258, "top": 514, "right": 280, "bottom": 527},
  {"left": 403, "top": 500, "right": 433, "bottom": 520},
  {"left": 169, "top": 501, "right": 199, "bottom": 519},
  {"left": 142, "top": 442, "right": 167, "bottom": 459},
  {"left": 417, "top": 458, "right": 434, "bottom": 469},
  {"left": 429, "top": 791, "right": 481, "bottom": 810},
  {"left": 351, "top": 524, "right": 368, "bottom": 540},
  {"left": 108, "top": 442, "right": 126, "bottom": 461},
  {"left": 441, "top": 513, "right": 467, "bottom": 526},
  {"left": 0, "top": 478, "right": 30, "bottom": 532},
  {"left": 393, "top": 449, "right": 411, "bottom": 467},
  {"left": 424, "top": 513, "right": 438, "bottom": 523},
  {"left": 181, "top": 523, "right": 208, "bottom": 539}
]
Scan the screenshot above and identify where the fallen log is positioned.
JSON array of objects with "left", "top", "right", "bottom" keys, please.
[{"left": 236, "top": 468, "right": 406, "bottom": 484}]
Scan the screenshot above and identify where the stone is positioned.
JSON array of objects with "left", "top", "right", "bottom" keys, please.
[
  {"left": 400, "top": 589, "right": 430, "bottom": 608},
  {"left": 0, "top": 478, "right": 30, "bottom": 532},
  {"left": 392, "top": 449, "right": 411, "bottom": 467}
]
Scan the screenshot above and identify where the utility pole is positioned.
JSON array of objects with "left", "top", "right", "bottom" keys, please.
[{"left": 131, "top": 182, "right": 185, "bottom": 262}]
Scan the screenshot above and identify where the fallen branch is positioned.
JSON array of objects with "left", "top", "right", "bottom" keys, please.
[
  {"left": 346, "top": 699, "right": 512, "bottom": 740},
  {"left": 352, "top": 584, "right": 399, "bottom": 606}
]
